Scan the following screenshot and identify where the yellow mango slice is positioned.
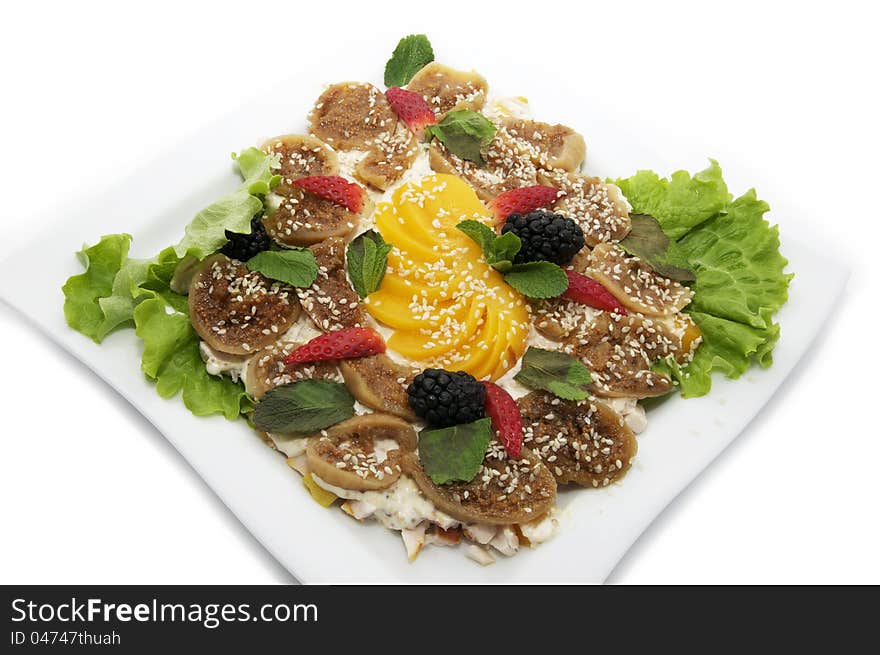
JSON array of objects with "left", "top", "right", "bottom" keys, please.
[{"left": 367, "top": 174, "right": 530, "bottom": 381}]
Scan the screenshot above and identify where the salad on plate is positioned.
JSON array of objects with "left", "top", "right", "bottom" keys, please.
[{"left": 62, "top": 35, "right": 792, "bottom": 565}]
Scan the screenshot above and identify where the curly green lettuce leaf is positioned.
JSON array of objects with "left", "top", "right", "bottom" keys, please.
[
  {"left": 134, "top": 253, "right": 252, "bottom": 419},
  {"left": 62, "top": 234, "right": 151, "bottom": 342},
  {"left": 174, "top": 148, "right": 280, "bottom": 260},
  {"left": 614, "top": 160, "right": 731, "bottom": 240},
  {"left": 674, "top": 190, "right": 792, "bottom": 329},
  {"left": 617, "top": 162, "right": 791, "bottom": 398},
  {"left": 655, "top": 312, "right": 781, "bottom": 398}
]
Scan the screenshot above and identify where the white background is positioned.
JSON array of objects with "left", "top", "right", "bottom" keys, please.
[{"left": 1, "top": 0, "right": 877, "bottom": 584}]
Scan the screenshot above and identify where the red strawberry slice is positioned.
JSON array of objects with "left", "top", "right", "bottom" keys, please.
[
  {"left": 385, "top": 86, "right": 436, "bottom": 137},
  {"left": 293, "top": 175, "right": 365, "bottom": 213},
  {"left": 563, "top": 270, "right": 627, "bottom": 314},
  {"left": 284, "top": 327, "right": 386, "bottom": 365},
  {"left": 489, "top": 185, "right": 561, "bottom": 224},
  {"left": 482, "top": 381, "right": 524, "bottom": 459}
]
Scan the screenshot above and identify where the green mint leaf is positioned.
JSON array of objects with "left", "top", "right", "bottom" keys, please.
[
  {"left": 174, "top": 147, "right": 280, "bottom": 260},
  {"left": 503, "top": 261, "right": 568, "bottom": 298},
  {"left": 425, "top": 110, "right": 496, "bottom": 166},
  {"left": 456, "top": 220, "right": 520, "bottom": 272},
  {"left": 619, "top": 213, "right": 696, "bottom": 282},
  {"left": 384, "top": 34, "right": 434, "bottom": 87},
  {"left": 488, "top": 232, "right": 521, "bottom": 268},
  {"left": 246, "top": 249, "right": 318, "bottom": 288},
  {"left": 456, "top": 220, "right": 496, "bottom": 252},
  {"left": 514, "top": 347, "right": 593, "bottom": 401},
  {"left": 253, "top": 380, "right": 355, "bottom": 434},
  {"left": 346, "top": 230, "right": 394, "bottom": 298},
  {"left": 418, "top": 418, "right": 493, "bottom": 485}
]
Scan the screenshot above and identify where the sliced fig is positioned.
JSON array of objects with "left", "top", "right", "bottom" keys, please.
[
  {"left": 245, "top": 338, "right": 342, "bottom": 400},
  {"left": 406, "top": 62, "right": 488, "bottom": 118},
  {"left": 517, "top": 391, "right": 637, "bottom": 488},
  {"left": 533, "top": 298, "right": 599, "bottom": 341},
  {"left": 537, "top": 170, "right": 631, "bottom": 245},
  {"left": 561, "top": 311, "right": 677, "bottom": 398},
  {"left": 262, "top": 187, "right": 364, "bottom": 247},
  {"left": 402, "top": 442, "right": 556, "bottom": 526},
  {"left": 339, "top": 353, "right": 419, "bottom": 421},
  {"left": 297, "top": 237, "right": 366, "bottom": 332},
  {"left": 588, "top": 242, "right": 693, "bottom": 317},
  {"left": 355, "top": 127, "right": 419, "bottom": 191},
  {"left": 499, "top": 118, "right": 586, "bottom": 172},
  {"left": 306, "top": 414, "right": 417, "bottom": 491},
  {"left": 308, "top": 82, "right": 397, "bottom": 150},
  {"left": 428, "top": 137, "right": 538, "bottom": 202},
  {"left": 188, "top": 254, "right": 299, "bottom": 355},
  {"left": 260, "top": 134, "right": 339, "bottom": 191}
]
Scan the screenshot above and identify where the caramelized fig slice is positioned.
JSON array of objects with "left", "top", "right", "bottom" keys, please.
[
  {"left": 297, "top": 237, "right": 366, "bottom": 332},
  {"left": 537, "top": 170, "right": 631, "bottom": 246},
  {"left": 406, "top": 62, "right": 488, "bottom": 118},
  {"left": 245, "top": 339, "right": 341, "bottom": 400},
  {"left": 561, "top": 311, "right": 676, "bottom": 398},
  {"left": 402, "top": 443, "right": 557, "bottom": 526},
  {"left": 307, "top": 414, "right": 417, "bottom": 491},
  {"left": 263, "top": 188, "right": 364, "bottom": 247},
  {"left": 517, "top": 392, "right": 637, "bottom": 488},
  {"left": 428, "top": 137, "right": 538, "bottom": 202},
  {"left": 188, "top": 254, "right": 299, "bottom": 355},
  {"left": 355, "top": 127, "right": 419, "bottom": 191},
  {"left": 588, "top": 242, "right": 693, "bottom": 317},
  {"left": 339, "top": 353, "right": 419, "bottom": 421},
  {"left": 499, "top": 118, "right": 586, "bottom": 172},
  {"left": 533, "top": 298, "right": 599, "bottom": 341},
  {"left": 260, "top": 134, "right": 339, "bottom": 191},
  {"left": 308, "top": 82, "right": 397, "bottom": 150}
]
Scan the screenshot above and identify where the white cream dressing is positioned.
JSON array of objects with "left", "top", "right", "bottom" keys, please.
[
  {"left": 199, "top": 341, "right": 248, "bottom": 382},
  {"left": 267, "top": 433, "right": 308, "bottom": 458},
  {"left": 312, "top": 474, "right": 459, "bottom": 532},
  {"left": 518, "top": 510, "right": 560, "bottom": 544}
]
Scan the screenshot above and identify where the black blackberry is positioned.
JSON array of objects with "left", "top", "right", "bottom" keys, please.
[
  {"left": 407, "top": 368, "right": 486, "bottom": 427},
  {"left": 220, "top": 213, "right": 271, "bottom": 261},
  {"left": 501, "top": 210, "right": 585, "bottom": 265}
]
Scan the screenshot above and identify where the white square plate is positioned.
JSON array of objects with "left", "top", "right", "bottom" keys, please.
[{"left": 0, "top": 55, "right": 847, "bottom": 583}]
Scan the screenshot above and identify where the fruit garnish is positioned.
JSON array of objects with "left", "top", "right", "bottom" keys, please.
[
  {"left": 482, "top": 381, "right": 523, "bottom": 459},
  {"left": 501, "top": 210, "right": 585, "bottom": 265},
  {"left": 293, "top": 176, "right": 365, "bottom": 213},
  {"left": 407, "top": 368, "right": 486, "bottom": 427},
  {"left": 284, "top": 327, "right": 386, "bottom": 365},
  {"left": 489, "top": 186, "right": 560, "bottom": 224},
  {"left": 385, "top": 86, "right": 436, "bottom": 137},
  {"left": 563, "top": 270, "right": 628, "bottom": 314},
  {"left": 221, "top": 213, "right": 271, "bottom": 261}
]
